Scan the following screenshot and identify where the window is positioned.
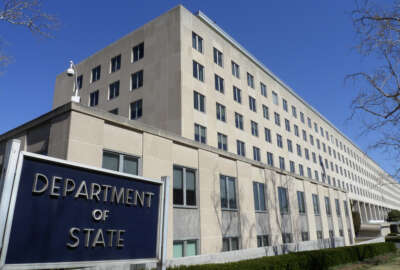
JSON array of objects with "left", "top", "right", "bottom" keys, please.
[
  {"left": 192, "top": 32, "right": 203, "bottom": 53},
  {"left": 316, "top": 139, "right": 320, "bottom": 149},
  {"left": 307, "top": 117, "right": 312, "bottom": 128},
  {"left": 307, "top": 167, "right": 312, "bottom": 178},
  {"left": 109, "top": 81, "right": 120, "bottom": 100},
  {"left": 194, "top": 124, "right": 206, "bottom": 144},
  {"left": 335, "top": 199, "right": 341, "bottom": 216},
  {"left": 301, "top": 232, "right": 309, "bottom": 241},
  {"left": 277, "top": 134, "right": 283, "bottom": 148},
  {"left": 285, "top": 119, "right": 291, "bottom": 132},
  {"left": 272, "top": 91, "right": 278, "bottom": 105},
  {"left": 290, "top": 160, "right": 295, "bottom": 173},
  {"left": 231, "top": 61, "right": 240, "bottom": 78},
  {"left": 130, "top": 99, "right": 142, "bottom": 119},
  {"left": 314, "top": 170, "right": 319, "bottom": 181},
  {"left": 300, "top": 112, "right": 304, "bottom": 123},
  {"left": 302, "top": 130, "right": 307, "bottom": 142},
  {"left": 194, "top": 91, "right": 205, "bottom": 112},
  {"left": 312, "top": 194, "right": 320, "bottom": 215},
  {"left": 292, "top": 106, "right": 297, "bottom": 118},
  {"left": 91, "top": 65, "right": 101, "bottom": 82},
  {"left": 282, "top": 233, "right": 293, "bottom": 244},
  {"left": 77, "top": 75, "right": 83, "bottom": 89},
  {"left": 279, "top": 156, "right": 285, "bottom": 170},
  {"left": 253, "top": 182, "right": 266, "bottom": 211},
  {"left": 222, "top": 237, "right": 239, "bottom": 251},
  {"left": 213, "top": 47, "right": 223, "bottom": 66},
  {"left": 131, "top": 70, "right": 144, "bottom": 89},
  {"left": 310, "top": 135, "right": 314, "bottom": 145},
  {"left": 314, "top": 122, "right": 318, "bottom": 133},
  {"left": 110, "top": 54, "right": 121, "bottom": 73},
  {"left": 282, "top": 99, "right": 288, "bottom": 112},
  {"left": 294, "top": 125, "right": 299, "bottom": 137},
  {"left": 257, "top": 235, "right": 269, "bottom": 247},
  {"left": 262, "top": 105, "right": 269, "bottom": 119},
  {"left": 233, "top": 86, "right": 242, "bottom": 103},
  {"left": 247, "top": 72, "right": 254, "bottom": 88},
  {"left": 325, "top": 196, "right": 331, "bottom": 216},
  {"left": 215, "top": 74, "right": 224, "bottom": 93},
  {"left": 173, "top": 239, "right": 198, "bottom": 258},
  {"left": 109, "top": 108, "right": 118, "bottom": 115},
  {"left": 89, "top": 90, "right": 99, "bottom": 107},
  {"left": 132, "top": 42, "right": 144, "bottom": 62},
  {"left": 317, "top": 231, "right": 323, "bottom": 240},
  {"left": 173, "top": 166, "right": 196, "bottom": 206},
  {"left": 265, "top": 128, "right": 271, "bottom": 143},
  {"left": 299, "top": 164, "right": 304, "bottom": 176},
  {"left": 297, "top": 191, "right": 306, "bottom": 214},
  {"left": 193, "top": 61, "right": 204, "bottom": 82},
  {"left": 329, "top": 230, "right": 334, "bottom": 239},
  {"left": 253, "top": 146, "right": 261, "bottom": 161},
  {"left": 305, "top": 148, "right": 310, "bottom": 160},
  {"left": 274, "top": 112, "right": 280, "bottom": 126},
  {"left": 218, "top": 133, "right": 228, "bottom": 151},
  {"left": 220, "top": 175, "right": 237, "bottom": 209},
  {"left": 278, "top": 187, "right": 289, "bottom": 214},
  {"left": 249, "top": 96, "right": 257, "bottom": 112},
  {"left": 251, "top": 121, "right": 259, "bottom": 137},
  {"left": 287, "top": 139, "right": 293, "bottom": 152},
  {"left": 102, "top": 151, "right": 139, "bottom": 175},
  {"left": 216, "top": 103, "right": 226, "bottom": 121},
  {"left": 267, "top": 152, "right": 274, "bottom": 166},
  {"left": 237, "top": 140, "right": 245, "bottom": 157},
  {"left": 235, "top": 112, "right": 243, "bottom": 130},
  {"left": 260, "top": 82, "right": 267, "bottom": 97},
  {"left": 296, "top": 144, "right": 302, "bottom": 157}
]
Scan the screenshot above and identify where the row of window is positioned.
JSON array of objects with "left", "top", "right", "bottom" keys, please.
[
  {"left": 191, "top": 31, "right": 382, "bottom": 193},
  {"left": 77, "top": 42, "right": 144, "bottom": 89},
  {"left": 88, "top": 70, "right": 143, "bottom": 106}
]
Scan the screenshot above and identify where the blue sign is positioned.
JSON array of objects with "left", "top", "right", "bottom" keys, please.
[{"left": 1, "top": 153, "right": 163, "bottom": 266}]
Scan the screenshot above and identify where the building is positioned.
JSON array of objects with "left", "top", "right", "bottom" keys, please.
[{"left": 1, "top": 4, "right": 399, "bottom": 263}]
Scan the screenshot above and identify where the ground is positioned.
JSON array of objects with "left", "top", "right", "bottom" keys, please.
[{"left": 332, "top": 252, "right": 400, "bottom": 270}]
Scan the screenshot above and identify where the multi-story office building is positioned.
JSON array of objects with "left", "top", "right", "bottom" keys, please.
[{"left": 1, "top": 4, "right": 399, "bottom": 262}]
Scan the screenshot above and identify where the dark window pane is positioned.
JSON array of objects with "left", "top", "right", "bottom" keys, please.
[
  {"left": 102, "top": 152, "right": 119, "bottom": 171},
  {"left": 186, "top": 170, "right": 196, "bottom": 206},
  {"left": 123, "top": 156, "right": 138, "bottom": 175},
  {"left": 173, "top": 168, "right": 184, "bottom": 205}
]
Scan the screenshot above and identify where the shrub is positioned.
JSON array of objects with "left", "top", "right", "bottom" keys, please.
[
  {"left": 387, "top": 210, "right": 400, "bottom": 221},
  {"left": 169, "top": 242, "right": 396, "bottom": 270},
  {"left": 352, "top": 211, "right": 361, "bottom": 236}
]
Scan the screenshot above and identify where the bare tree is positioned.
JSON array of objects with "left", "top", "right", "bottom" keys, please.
[
  {"left": 0, "top": 0, "right": 58, "bottom": 68},
  {"left": 347, "top": 0, "right": 400, "bottom": 178}
]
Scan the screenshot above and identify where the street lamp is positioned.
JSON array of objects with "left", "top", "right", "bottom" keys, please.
[{"left": 67, "top": 60, "right": 80, "bottom": 103}]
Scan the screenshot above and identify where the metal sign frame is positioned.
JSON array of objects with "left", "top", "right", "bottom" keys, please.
[{"left": 0, "top": 151, "right": 168, "bottom": 270}]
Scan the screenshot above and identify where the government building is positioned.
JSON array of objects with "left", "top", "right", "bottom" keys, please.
[{"left": 1, "top": 4, "right": 399, "bottom": 264}]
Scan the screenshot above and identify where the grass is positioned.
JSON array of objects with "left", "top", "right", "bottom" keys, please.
[{"left": 331, "top": 251, "right": 400, "bottom": 270}]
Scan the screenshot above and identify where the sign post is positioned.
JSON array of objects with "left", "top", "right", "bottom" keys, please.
[
  {"left": 0, "top": 140, "right": 21, "bottom": 250},
  {"left": 0, "top": 151, "right": 168, "bottom": 270}
]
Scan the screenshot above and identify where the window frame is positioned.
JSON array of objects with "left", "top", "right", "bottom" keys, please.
[
  {"left": 220, "top": 175, "right": 238, "bottom": 210},
  {"left": 173, "top": 165, "right": 197, "bottom": 208}
]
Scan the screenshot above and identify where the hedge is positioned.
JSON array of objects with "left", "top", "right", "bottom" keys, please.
[{"left": 170, "top": 242, "right": 396, "bottom": 270}]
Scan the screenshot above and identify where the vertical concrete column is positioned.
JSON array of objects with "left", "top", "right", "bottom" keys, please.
[
  {"left": 303, "top": 181, "right": 316, "bottom": 240},
  {"left": 197, "top": 149, "right": 223, "bottom": 254},
  {"left": 361, "top": 202, "right": 368, "bottom": 223},
  {"left": 373, "top": 205, "right": 378, "bottom": 220},
  {"left": 366, "top": 204, "right": 372, "bottom": 221},
  {"left": 236, "top": 160, "right": 257, "bottom": 249}
]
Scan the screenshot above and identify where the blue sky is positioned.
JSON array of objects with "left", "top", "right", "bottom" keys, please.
[{"left": 0, "top": 1, "right": 396, "bottom": 175}]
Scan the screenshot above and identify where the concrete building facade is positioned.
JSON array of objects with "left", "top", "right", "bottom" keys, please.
[{"left": 1, "top": 4, "right": 399, "bottom": 262}]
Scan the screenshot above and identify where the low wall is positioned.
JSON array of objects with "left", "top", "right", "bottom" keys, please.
[{"left": 167, "top": 237, "right": 344, "bottom": 268}]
